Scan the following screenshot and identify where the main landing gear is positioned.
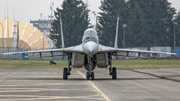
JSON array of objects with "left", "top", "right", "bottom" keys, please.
[
  {"left": 107, "top": 53, "right": 116, "bottom": 79},
  {"left": 112, "top": 67, "right": 117, "bottom": 79},
  {"left": 63, "top": 53, "right": 72, "bottom": 80},
  {"left": 63, "top": 67, "right": 71, "bottom": 79},
  {"left": 86, "top": 71, "right": 94, "bottom": 80},
  {"left": 109, "top": 67, "right": 117, "bottom": 79},
  {"left": 85, "top": 56, "right": 95, "bottom": 80},
  {"left": 63, "top": 67, "right": 68, "bottom": 79},
  {"left": 63, "top": 68, "right": 67, "bottom": 79}
]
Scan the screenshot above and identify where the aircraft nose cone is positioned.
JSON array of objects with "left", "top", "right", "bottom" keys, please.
[
  {"left": 83, "top": 42, "right": 98, "bottom": 56},
  {"left": 89, "top": 48, "right": 93, "bottom": 53}
]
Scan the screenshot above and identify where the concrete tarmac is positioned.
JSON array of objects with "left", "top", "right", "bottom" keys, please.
[{"left": 0, "top": 68, "right": 180, "bottom": 101}]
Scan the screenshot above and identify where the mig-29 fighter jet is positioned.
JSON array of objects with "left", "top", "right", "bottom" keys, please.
[{"left": 4, "top": 14, "right": 177, "bottom": 80}]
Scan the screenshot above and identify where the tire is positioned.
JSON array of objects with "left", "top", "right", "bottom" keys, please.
[
  {"left": 86, "top": 72, "right": 89, "bottom": 80},
  {"left": 63, "top": 67, "right": 68, "bottom": 80},
  {"left": 91, "top": 72, "right": 94, "bottom": 80},
  {"left": 112, "top": 67, "right": 117, "bottom": 79}
]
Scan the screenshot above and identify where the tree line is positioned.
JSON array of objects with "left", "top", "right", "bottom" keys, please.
[{"left": 50, "top": 0, "right": 180, "bottom": 50}]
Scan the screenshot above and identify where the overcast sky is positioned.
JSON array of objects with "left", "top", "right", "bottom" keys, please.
[{"left": 0, "top": 0, "right": 179, "bottom": 25}]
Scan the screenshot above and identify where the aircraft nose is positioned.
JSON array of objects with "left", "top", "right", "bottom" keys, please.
[{"left": 83, "top": 42, "right": 98, "bottom": 56}]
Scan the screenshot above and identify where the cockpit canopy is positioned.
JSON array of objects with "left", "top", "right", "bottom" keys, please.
[
  {"left": 83, "top": 28, "right": 98, "bottom": 43},
  {"left": 84, "top": 28, "right": 98, "bottom": 38}
]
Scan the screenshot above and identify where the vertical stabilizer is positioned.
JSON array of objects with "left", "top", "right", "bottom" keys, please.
[
  {"left": 114, "top": 14, "right": 120, "bottom": 48},
  {"left": 60, "top": 13, "right": 65, "bottom": 48}
]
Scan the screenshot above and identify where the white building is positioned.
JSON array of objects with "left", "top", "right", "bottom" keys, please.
[
  {"left": 150, "top": 47, "right": 171, "bottom": 57},
  {"left": 125, "top": 47, "right": 171, "bottom": 58},
  {"left": 30, "top": 19, "right": 54, "bottom": 48},
  {"left": 127, "top": 47, "right": 148, "bottom": 58}
]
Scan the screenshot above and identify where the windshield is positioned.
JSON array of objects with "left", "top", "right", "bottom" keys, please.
[{"left": 84, "top": 30, "right": 97, "bottom": 38}]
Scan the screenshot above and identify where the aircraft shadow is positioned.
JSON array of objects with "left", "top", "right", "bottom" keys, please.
[
  {"left": 8, "top": 77, "right": 160, "bottom": 81},
  {"left": 7, "top": 74, "right": 180, "bottom": 81},
  {"left": 163, "top": 75, "right": 180, "bottom": 77}
]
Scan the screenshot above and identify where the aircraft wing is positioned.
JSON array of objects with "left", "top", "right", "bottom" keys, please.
[
  {"left": 3, "top": 44, "right": 84, "bottom": 55},
  {"left": 98, "top": 44, "right": 177, "bottom": 55}
]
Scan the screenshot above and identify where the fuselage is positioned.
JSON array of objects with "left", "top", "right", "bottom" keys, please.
[{"left": 82, "top": 28, "right": 99, "bottom": 56}]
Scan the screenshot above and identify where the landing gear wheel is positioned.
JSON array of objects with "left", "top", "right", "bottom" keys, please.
[
  {"left": 63, "top": 67, "right": 68, "bottom": 80},
  {"left": 91, "top": 72, "right": 94, "bottom": 80},
  {"left": 86, "top": 72, "right": 90, "bottom": 80},
  {"left": 112, "top": 67, "right": 117, "bottom": 79}
]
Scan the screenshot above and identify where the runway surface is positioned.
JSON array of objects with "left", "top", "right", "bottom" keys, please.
[{"left": 0, "top": 68, "right": 180, "bottom": 101}]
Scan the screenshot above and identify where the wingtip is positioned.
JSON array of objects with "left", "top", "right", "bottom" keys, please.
[
  {"left": 3, "top": 53, "right": 10, "bottom": 55},
  {"left": 167, "top": 53, "right": 177, "bottom": 55}
]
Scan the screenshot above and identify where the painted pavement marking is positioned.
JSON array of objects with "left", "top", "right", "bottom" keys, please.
[{"left": 77, "top": 71, "right": 111, "bottom": 101}]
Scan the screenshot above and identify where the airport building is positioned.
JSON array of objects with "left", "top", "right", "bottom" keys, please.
[
  {"left": 30, "top": 19, "right": 54, "bottom": 48},
  {"left": 122, "top": 47, "right": 172, "bottom": 58},
  {"left": 0, "top": 20, "right": 50, "bottom": 55},
  {"left": 175, "top": 47, "right": 180, "bottom": 57},
  {"left": 150, "top": 47, "right": 171, "bottom": 57}
]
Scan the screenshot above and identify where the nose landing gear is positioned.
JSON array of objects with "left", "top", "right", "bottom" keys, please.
[
  {"left": 85, "top": 55, "right": 95, "bottom": 80},
  {"left": 86, "top": 71, "right": 94, "bottom": 80}
]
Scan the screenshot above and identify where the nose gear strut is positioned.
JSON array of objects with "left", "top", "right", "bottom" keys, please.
[{"left": 86, "top": 56, "right": 95, "bottom": 80}]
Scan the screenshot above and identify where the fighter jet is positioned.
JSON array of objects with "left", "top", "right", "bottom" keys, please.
[{"left": 3, "top": 14, "right": 177, "bottom": 80}]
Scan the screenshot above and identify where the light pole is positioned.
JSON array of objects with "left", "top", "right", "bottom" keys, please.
[
  {"left": 43, "top": 35, "right": 44, "bottom": 50},
  {"left": 123, "top": 24, "right": 127, "bottom": 48},
  {"left": 0, "top": 23, "right": 4, "bottom": 53},
  {"left": 174, "top": 22, "right": 177, "bottom": 53}
]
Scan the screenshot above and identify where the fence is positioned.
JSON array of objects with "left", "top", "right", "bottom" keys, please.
[{"left": 0, "top": 47, "right": 67, "bottom": 60}]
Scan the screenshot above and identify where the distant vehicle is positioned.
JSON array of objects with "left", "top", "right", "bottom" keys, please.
[{"left": 3, "top": 14, "right": 177, "bottom": 80}]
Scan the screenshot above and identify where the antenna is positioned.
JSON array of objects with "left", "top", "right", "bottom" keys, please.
[
  {"left": 13, "top": 6, "right": 15, "bottom": 20},
  {"left": 4, "top": 5, "right": 6, "bottom": 20},
  {"left": 40, "top": 13, "right": 42, "bottom": 20},
  {"left": 86, "top": 0, "right": 92, "bottom": 26},
  {"left": 7, "top": 0, "right": 10, "bottom": 59},
  {"left": 49, "top": 2, "right": 54, "bottom": 21},
  {"left": 4, "top": 4, "right": 6, "bottom": 53},
  {"left": 86, "top": 0, "right": 89, "bottom": 10},
  {"left": 114, "top": 14, "right": 120, "bottom": 48},
  {"left": 7, "top": 0, "right": 9, "bottom": 48}
]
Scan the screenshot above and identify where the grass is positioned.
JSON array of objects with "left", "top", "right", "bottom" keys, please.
[
  {"left": 112, "top": 60, "right": 180, "bottom": 69},
  {"left": 0, "top": 59, "right": 180, "bottom": 69},
  {"left": 0, "top": 60, "right": 67, "bottom": 69}
]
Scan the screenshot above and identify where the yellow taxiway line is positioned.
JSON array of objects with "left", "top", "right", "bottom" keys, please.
[{"left": 77, "top": 71, "right": 111, "bottom": 101}]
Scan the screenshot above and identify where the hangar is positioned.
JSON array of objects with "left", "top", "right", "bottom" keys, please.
[{"left": 0, "top": 20, "right": 49, "bottom": 54}]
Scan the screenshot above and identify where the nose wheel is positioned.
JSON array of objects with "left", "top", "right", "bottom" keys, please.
[
  {"left": 91, "top": 72, "right": 94, "bottom": 80},
  {"left": 86, "top": 72, "right": 94, "bottom": 80}
]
